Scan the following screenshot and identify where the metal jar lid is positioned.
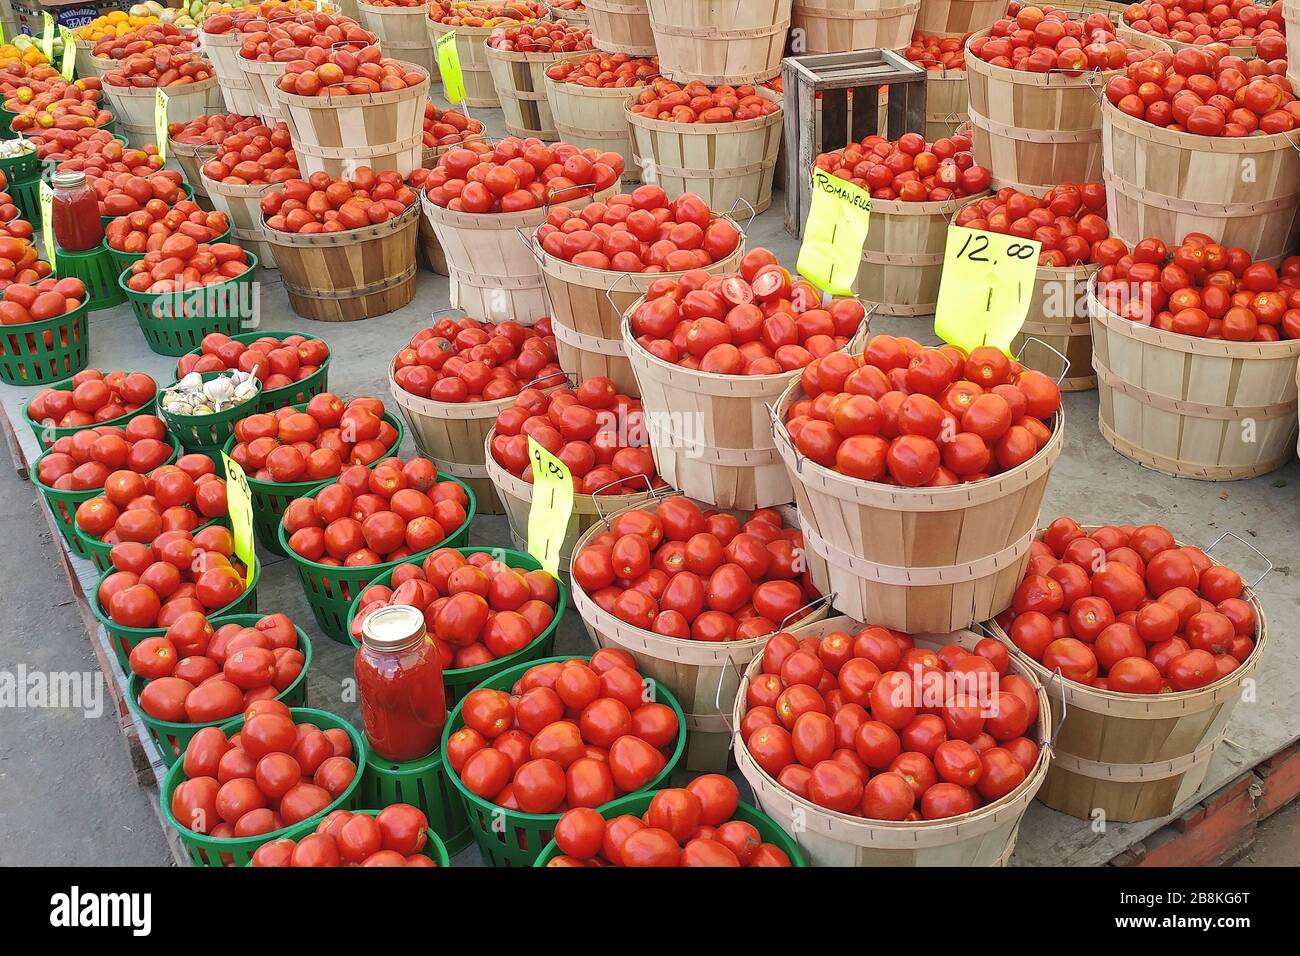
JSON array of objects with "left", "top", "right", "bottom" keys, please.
[
  {"left": 360, "top": 605, "right": 427, "bottom": 652},
  {"left": 51, "top": 170, "right": 88, "bottom": 189}
]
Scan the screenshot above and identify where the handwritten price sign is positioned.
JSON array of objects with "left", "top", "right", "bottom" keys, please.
[
  {"left": 526, "top": 436, "right": 574, "bottom": 577},
  {"left": 219, "top": 452, "right": 257, "bottom": 584},
  {"left": 436, "top": 31, "right": 466, "bottom": 106},
  {"left": 933, "top": 226, "right": 1041, "bottom": 354},
  {"left": 797, "top": 169, "right": 872, "bottom": 296}
]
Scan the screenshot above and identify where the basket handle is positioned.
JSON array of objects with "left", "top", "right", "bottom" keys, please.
[
  {"left": 590, "top": 473, "right": 663, "bottom": 522},
  {"left": 766, "top": 401, "right": 803, "bottom": 474},
  {"left": 1204, "top": 531, "right": 1273, "bottom": 590},
  {"left": 522, "top": 369, "right": 574, "bottom": 392},
  {"left": 1046, "top": 667, "right": 1068, "bottom": 752},
  {"left": 603, "top": 272, "right": 635, "bottom": 313},
  {"left": 517, "top": 225, "right": 544, "bottom": 264},
  {"left": 1015, "top": 336, "right": 1072, "bottom": 385},
  {"left": 594, "top": 485, "right": 683, "bottom": 530},
  {"left": 543, "top": 180, "right": 599, "bottom": 211},
  {"left": 713, "top": 654, "right": 747, "bottom": 740},
  {"left": 725, "top": 196, "right": 758, "bottom": 230},
  {"left": 778, "top": 591, "right": 834, "bottom": 633}
]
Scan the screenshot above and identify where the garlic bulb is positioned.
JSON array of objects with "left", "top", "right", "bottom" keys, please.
[{"left": 161, "top": 369, "right": 260, "bottom": 418}]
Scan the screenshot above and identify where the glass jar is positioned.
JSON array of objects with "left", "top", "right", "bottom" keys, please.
[
  {"left": 51, "top": 170, "right": 104, "bottom": 253},
  {"left": 355, "top": 605, "right": 447, "bottom": 762}
]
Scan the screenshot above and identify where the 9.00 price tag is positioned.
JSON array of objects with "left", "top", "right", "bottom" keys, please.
[
  {"left": 436, "top": 31, "right": 466, "bottom": 106},
  {"left": 933, "top": 226, "right": 1041, "bottom": 354},
  {"left": 526, "top": 436, "right": 574, "bottom": 577}
]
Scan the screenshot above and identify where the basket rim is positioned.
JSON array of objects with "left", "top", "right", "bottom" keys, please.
[
  {"left": 262, "top": 199, "right": 419, "bottom": 246},
  {"left": 624, "top": 94, "right": 784, "bottom": 134},
  {"left": 273, "top": 66, "right": 429, "bottom": 107},
  {"left": 104, "top": 222, "right": 233, "bottom": 259},
  {"left": 420, "top": 181, "right": 618, "bottom": 229},
  {"left": 172, "top": 329, "right": 333, "bottom": 404},
  {"left": 963, "top": 27, "right": 1170, "bottom": 86},
  {"left": 88, "top": 549, "right": 262, "bottom": 638},
  {"left": 440, "top": 653, "right": 689, "bottom": 823},
  {"left": 1100, "top": 94, "right": 1300, "bottom": 152},
  {"left": 104, "top": 73, "right": 219, "bottom": 95},
  {"left": 32, "top": 430, "right": 182, "bottom": 497},
  {"left": 0, "top": 295, "right": 91, "bottom": 340},
  {"left": 543, "top": 51, "right": 656, "bottom": 97},
  {"left": 23, "top": 376, "right": 158, "bottom": 442}
]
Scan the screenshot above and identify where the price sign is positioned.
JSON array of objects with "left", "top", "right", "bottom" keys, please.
[
  {"left": 220, "top": 452, "right": 257, "bottom": 584},
  {"left": 39, "top": 181, "right": 55, "bottom": 269},
  {"left": 155, "top": 88, "right": 169, "bottom": 163},
  {"left": 436, "top": 30, "right": 466, "bottom": 106},
  {"left": 0, "top": 19, "right": 6, "bottom": 44},
  {"left": 525, "top": 436, "right": 574, "bottom": 577},
  {"left": 933, "top": 226, "right": 1041, "bottom": 354},
  {"left": 59, "top": 27, "right": 75, "bottom": 80},
  {"left": 796, "top": 168, "right": 872, "bottom": 296},
  {"left": 42, "top": 12, "right": 55, "bottom": 60}
]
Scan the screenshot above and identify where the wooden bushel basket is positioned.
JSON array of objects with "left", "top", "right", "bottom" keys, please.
[
  {"left": 646, "top": 0, "right": 792, "bottom": 85},
  {"left": 989, "top": 526, "right": 1269, "bottom": 823},
  {"left": 857, "top": 191, "right": 986, "bottom": 316},
  {"left": 545, "top": 55, "right": 648, "bottom": 181},
  {"left": 925, "top": 67, "right": 967, "bottom": 141},
  {"left": 568, "top": 494, "right": 833, "bottom": 771},
  {"left": 427, "top": 20, "right": 499, "bottom": 107},
  {"left": 532, "top": 217, "right": 747, "bottom": 397},
  {"left": 915, "top": 0, "right": 1002, "bottom": 36},
  {"left": 774, "top": 379, "right": 1064, "bottom": 633},
  {"left": 422, "top": 183, "right": 617, "bottom": 324},
  {"left": 171, "top": 141, "right": 216, "bottom": 200},
  {"left": 241, "top": 55, "right": 290, "bottom": 123},
  {"left": 627, "top": 90, "right": 783, "bottom": 216},
  {"left": 104, "top": 75, "right": 219, "bottom": 148},
  {"left": 200, "top": 27, "right": 260, "bottom": 116},
  {"left": 1101, "top": 99, "right": 1300, "bottom": 265},
  {"left": 1087, "top": 277, "right": 1300, "bottom": 480},
  {"left": 75, "top": 40, "right": 113, "bottom": 80},
  {"left": 357, "top": 0, "right": 437, "bottom": 77},
  {"left": 275, "top": 67, "right": 429, "bottom": 179},
  {"left": 486, "top": 44, "right": 565, "bottom": 140},
  {"left": 264, "top": 201, "right": 419, "bottom": 322},
  {"left": 964, "top": 29, "right": 1169, "bottom": 193},
  {"left": 200, "top": 172, "right": 278, "bottom": 270},
  {"left": 791, "top": 0, "right": 920, "bottom": 54},
  {"left": 735, "top": 618, "right": 1052, "bottom": 865},
  {"left": 1012, "top": 263, "right": 1099, "bottom": 392},
  {"left": 586, "top": 0, "right": 657, "bottom": 55},
  {"left": 623, "top": 309, "right": 870, "bottom": 511},
  {"left": 1117, "top": 24, "right": 1261, "bottom": 60}
]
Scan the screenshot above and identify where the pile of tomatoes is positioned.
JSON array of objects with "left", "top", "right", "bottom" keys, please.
[
  {"left": 171, "top": 702, "right": 358, "bottom": 839},
  {"left": 429, "top": 1, "right": 547, "bottom": 26},
  {"left": 96, "top": 171, "right": 188, "bottom": 219},
  {"left": 91, "top": 22, "right": 197, "bottom": 61},
  {"left": 105, "top": 201, "right": 229, "bottom": 256},
  {"left": 1104, "top": 45, "right": 1297, "bottom": 135},
  {"left": 997, "top": 518, "right": 1257, "bottom": 693},
  {"left": 422, "top": 102, "right": 483, "bottom": 150},
  {"left": 25, "top": 127, "right": 121, "bottom": 165},
  {"left": 423, "top": 137, "right": 624, "bottom": 213},
  {"left": 448, "top": 649, "right": 679, "bottom": 812},
  {"left": 228, "top": 393, "right": 401, "bottom": 481},
  {"left": 545, "top": 51, "right": 658, "bottom": 88},
  {"left": 251, "top": 805, "right": 437, "bottom": 866},
  {"left": 201, "top": 2, "right": 326, "bottom": 36},
  {"left": 784, "top": 338, "right": 1062, "bottom": 486},
  {"left": 39, "top": 415, "right": 172, "bottom": 493},
  {"left": 168, "top": 113, "right": 265, "bottom": 148},
  {"left": 970, "top": 6, "right": 1160, "bottom": 73},
  {"left": 104, "top": 51, "right": 215, "bottom": 90},
  {"left": 954, "top": 182, "right": 1113, "bottom": 266},
  {"left": 50, "top": 140, "right": 166, "bottom": 189},
  {"left": 124, "top": 240, "right": 252, "bottom": 295},
  {"left": 547, "top": 774, "right": 794, "bottom": 866},
  {"left": 132, "top": 612, "right": 305, "bottom": 725},
  {"left": 75, "top": 457, "right": 228, "bottom": 546},
  {"left": 489, "top": 376, "right": 665, "bottom": 495},
  {"left": 177, "top": 332, "right": 330, "bottom": 394},
  {"left": 538, "top": 186, "right": 740, "bottom": 273},
  {"left": 628, "top": 248, "right": 866, "bottom": 375},
  {"left": 278, "top": 45, "right": 426, "bottom": 97},
  {"left": 629, "top": 79, "right": 780, "bottom": 124},
  {"left": 261, "top": 168, "right": 417, "bottom": 234},
  {"left": 282, "top": 457, "right": 470, "bottom": 566},
  {"left": 741, "top": 627, "right": 1042, "bottom": 820},
  {"left": 6, "top": 81, "right": 111, "bottom": 133},
  {"left": 903, "top": 32, "right": 968, "bottom": 70},
  {"left": 572, "top": 497, "right": 821, "bottom": 641},
  {"left": 1121, "top": 0, "right": 1286, "bottom": 52},
  {"left": 237, "top": 12, "right": 374, "bottom": 63},
  {"left": 351, "top": 548, "right": 559, "bottom": 667},
  {"left": 27, "top": 368, "right": 156, "bottom": 428},
  {"left": 815, "top": 131, "right": 991, "bottom": 202},
  {"left": 198, "top": 122, "right": 298, "bottom": 186},
  {"left": 1094, "top": 232, "right": 1300, "bottom": 340},
  {"left": 486, "top": 19, "right": 591, "bottom": 52},
  {"left": 1, "top": 275, "right": 83, "bottom": 322},
  {"left": 0, "top": 222, "right": 48, "bottom": 290},
  {"left": 391, "top": 315, "right": 562, "bottom": 403}
]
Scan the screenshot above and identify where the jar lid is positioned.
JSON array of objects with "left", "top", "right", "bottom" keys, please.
[
  {"left": 51, "top": 170, "right": 87, "bottom": 189},
  {"left": 361, "top": 605, "right": 426, "bottom": 652}
]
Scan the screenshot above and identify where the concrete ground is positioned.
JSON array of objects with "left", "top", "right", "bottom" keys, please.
[{"left": 1, "top": 97, "right": 1297, "bottom": 867}]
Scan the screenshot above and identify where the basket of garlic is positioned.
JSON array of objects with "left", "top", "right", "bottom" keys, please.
[{"left": 160, "top": 369, "right": 262, "bottom": 456}]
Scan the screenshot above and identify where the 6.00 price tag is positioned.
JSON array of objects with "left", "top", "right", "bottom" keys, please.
[
  {"left": 219, "top": 452, "right": 258, "bottom": 585},
  {"left": 933, "top": 226, "right": 1041, "bottom": 354}
]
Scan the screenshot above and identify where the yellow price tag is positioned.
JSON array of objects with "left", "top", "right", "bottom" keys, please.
[
  {"left": 0, "top": 19, "right": 6, "bottom": 44},
  {"left": 59, "top": 27, "right": 75, "bottom": 80},
  {"left": 39, "top": 180, "right": 55, "bottom": 269},
  {"left": 436, "top": 30, "right": 466, "bottom": 106},
  {"left": 155, "top": 88, "right": 169, "bottom": 163},
  {"left": 525, "top": 436, "right": 573, "bottom": 577},
  {"left": 220, "top": 451, "right": 257, "bottom": 584},
  {"left": 42, "top": 13, "right": 54, "bottom": 60},
  {"left": 797, "top": 168, "right": 872, "bottom": 296},
  {"left": 933, "top": 226, "right": 1041, "bottom": 354}
]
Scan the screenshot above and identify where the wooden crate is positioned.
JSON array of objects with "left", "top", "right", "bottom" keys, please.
[{"left": 781, "top": 48, "right": 927, "bottom": 237}]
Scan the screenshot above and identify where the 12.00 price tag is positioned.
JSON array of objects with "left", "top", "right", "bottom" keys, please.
[
  {"left": 933, "top": 226, "right": 1041, "bottom": 354},
  {"left": 526, "top": 436, "right": 573, "bottom": 577}
]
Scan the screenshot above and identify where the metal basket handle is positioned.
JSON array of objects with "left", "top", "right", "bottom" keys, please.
[
  {"left": 590, "top": 473, "right": 663, "bottom": 522},
  {"left": 1015, "top": 336, "right": 1073, "bottom": 385},
  {"left": 1204, "top": 531, "right": 1273, "bottom": 590}
]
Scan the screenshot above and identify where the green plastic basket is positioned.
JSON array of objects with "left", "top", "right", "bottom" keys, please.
[
  {"left": 359, "top": 749, "right": 471, "bottom": 856},
  {"left": 345, "top": 547, "right": 567, "bottom": 707},
  {"left": 533, "top": 793, "right": 808, "bottom": 866},
  {"left": 0, "top": 298, "right": 90, "bottom": 387},
  {"left": 76, "top": 515, "right": 230, "bottom": 575},
  {"left": 161, "top": 707, "right": 366, "bottom": 867},
  {"left": 0, "top": 106, "right": 15, "bottom": 140},
  {"left": 0, "top": 143, "right": 40, "bottom": 183},
  {"left": 272, "top": 808, "right": 451, "bottom": 867},
  {"left": 32, "top": 432, "right": 180, "bottom": 559},
  {"left": 442, "top": 655, "right": 688, "bottom": 868},
  {"left": 89, "top": 556, "right": 260, "bottom": 672},
  {"left": 54, "top": 241, "right": 127, "bottom": 312},
  {"left": 103, "top": 221, "right": 232, "bottom": 278},
  {"left": 5, "top": 171, "right": 40, "bottom": 223},
  {"left": 120, "top": 250, "right": 260, "bottom": 357},
  {"left": 126, "top": 614, "right": 312, "bottom": 767},
  {"left": 23, "top": 374, "right": 157, "bottom": 450},
  {"left": 222, "top": 406, "right": 407, "bottom": 558},
  {"left": 175, "top": 330, "right": 332, "bottom": 413},
  {"left": 160, "top": 371, "right": 263, "bottom": 456},
  {"left": 278, "top": 472, "right": 475, "bottom": 644}
]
